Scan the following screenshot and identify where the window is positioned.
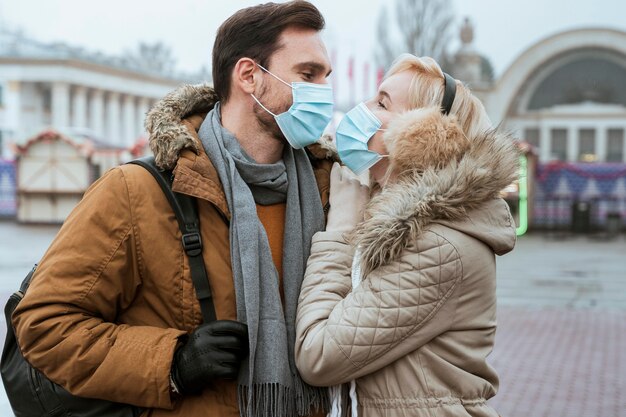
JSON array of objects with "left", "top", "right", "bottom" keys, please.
[
  {"left": 0, "top": 84, "right": 3, "bottom": 107},
  {"left": 528, "top": 58, "right": 626, "bottom": 110},
  {"left": 578, "top": 129, "right": 596, "bottom": 161},
  {"left": 607, "top": 128, "right": 624, "bottom": 162},
  {"left": 524, "top": 128, "right": 540, "bottom": 150},
  {"left": 550, "top": 129, "right": 567, "bottom": 161}
]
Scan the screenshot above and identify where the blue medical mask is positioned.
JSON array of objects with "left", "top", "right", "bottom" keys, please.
[
  {"left": 251, "top": 64, "right": 334, "bottom": 149},
  {"left": 335, "top": 102, "right": 387, "bottom": 175}
]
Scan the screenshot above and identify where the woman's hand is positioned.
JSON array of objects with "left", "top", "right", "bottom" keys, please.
[{"left": 326, "top": 162, "right": 371, "bottom": 232}]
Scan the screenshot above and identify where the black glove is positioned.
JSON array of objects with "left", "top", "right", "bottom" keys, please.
[{"left": 170, "top": 320, "right": 248, "bottom": 395}]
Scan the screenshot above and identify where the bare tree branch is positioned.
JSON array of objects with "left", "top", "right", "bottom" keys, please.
[
  {"left": 375, "top": 0, "right": 454, "bottom": 70},
  {"left": 124, "top": 41, "right": 176, "bottom": 74},
  {"left": 375, "top": 6, "right": 397, "bottom": 69}
]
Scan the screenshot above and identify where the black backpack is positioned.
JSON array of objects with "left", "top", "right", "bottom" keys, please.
[{"left": 1, "top": 156, "right": 216, "bottom": 417}]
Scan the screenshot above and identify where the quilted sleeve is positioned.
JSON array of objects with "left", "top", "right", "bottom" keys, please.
[{"left": 295, "top": 230, "right": 462, "bottom": 386}]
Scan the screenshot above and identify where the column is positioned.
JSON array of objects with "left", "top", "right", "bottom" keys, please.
[
  {"left": 137, "top": 97, "right": 151, "bottom": 138},
  {"left": 71, "top": 85, "right": 88, "bottom": 128},
  {"left": 17, "top": 82, "right": 41, "bottom": 138},
  {"left": 122, "top": 95, "right": 136, "bottom": 146},
  {"left": 89, "top": 89, "right": 105, "bottom": 137},
  {"left": 51, "top": 81, "right": 70, "bottom": 129},
  {"left": 5, "top": 81, "right": 23, "bottom": 140},
  {"left": 106, "top": 92, "right": 121, "bottom": 144},
  {"left": 567, "top": 126, "right": 578, "bottom": 162},
  {"left": 595, "top": 126, "right": 607, "bottom": 162},
  {"left": 539, "top": 124, "right": 551, "bottom": 162}
]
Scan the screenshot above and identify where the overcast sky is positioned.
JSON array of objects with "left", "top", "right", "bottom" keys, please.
[{"left": 1, "top": 0, "right": 624, "bottom": 105}]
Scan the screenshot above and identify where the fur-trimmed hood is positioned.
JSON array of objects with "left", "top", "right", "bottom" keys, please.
[
  {"left": 145, "top": 84, "right": 218, "bottom": 170},
  {"left": 353, "top": 106, "right": 519, "bottom": 274},
  {"left": 144, "top": 84, "right": 337, "bottom": 170}
]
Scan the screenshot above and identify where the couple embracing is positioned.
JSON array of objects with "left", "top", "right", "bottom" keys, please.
[{"left": 12, "top": 2, "right": 517, "bottom": 417}]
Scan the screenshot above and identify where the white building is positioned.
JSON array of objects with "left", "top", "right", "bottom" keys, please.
[
  {"left": 0, "top": 30, "right": 205, "bottom": 158},
  {"left": 452, "top": 24, "right": 626, "bottom": 164},
  {"left": 2, "top": 26, "right": 625, "bottom": 165}
]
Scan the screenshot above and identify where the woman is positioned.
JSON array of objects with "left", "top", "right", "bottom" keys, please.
[{"left": 295, "top": 54, "right": 519, "bottom": 417}]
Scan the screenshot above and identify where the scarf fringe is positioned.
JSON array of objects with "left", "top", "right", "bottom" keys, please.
[{"left": 238, "top": 383, "right": 330, "bottom": 417}]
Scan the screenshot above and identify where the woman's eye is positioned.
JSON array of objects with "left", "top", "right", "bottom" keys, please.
[
  {"left": 377, "top": 100, "right": 386, "bottom": 109},
  {"left": 302, "top": 73, "right": 314, "bottom": 80}
]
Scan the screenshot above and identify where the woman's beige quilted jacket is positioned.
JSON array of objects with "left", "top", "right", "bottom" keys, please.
[{"left": 295, "top": 107, "right": 519, "bottom": 417}]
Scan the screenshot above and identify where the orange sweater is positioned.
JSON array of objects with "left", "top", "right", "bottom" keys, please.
[{"left": 256, "top": 202, "right": 286, "bottom": 301}]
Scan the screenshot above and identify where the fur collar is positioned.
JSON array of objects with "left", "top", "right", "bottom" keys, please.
[
  {"left": 352, "top": 107, "right": 519, "bottom": 275},
  {"left": 145, "top": 84, "right": 337, "bottom": 170},
  {"left": 145, "top": 83, "right": 218, "bottom": 170}
]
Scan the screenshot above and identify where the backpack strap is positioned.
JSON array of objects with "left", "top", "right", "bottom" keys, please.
[{"left": 127, "top": 156, "right": 216, "bottom": 323}]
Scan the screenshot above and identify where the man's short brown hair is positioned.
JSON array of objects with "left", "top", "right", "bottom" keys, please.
[{"left": 212, "top": 1, "right": 325, "bottom": 102}]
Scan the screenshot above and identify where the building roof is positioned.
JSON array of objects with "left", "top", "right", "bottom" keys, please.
[
  {"left": 0, "top": 29, "right": 207, "bottom": 84},
  {"left": 14, "top": 129, "right": 129, "bottom": 157}
]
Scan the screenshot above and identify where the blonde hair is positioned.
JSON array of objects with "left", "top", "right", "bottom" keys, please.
[{"left": 385, "top": 53, "right": 492, "bottom": 139}]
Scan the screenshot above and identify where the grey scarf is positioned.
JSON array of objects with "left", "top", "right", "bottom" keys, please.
[{"left": 198, "top": 103, "right": 328, "bottom": 417}]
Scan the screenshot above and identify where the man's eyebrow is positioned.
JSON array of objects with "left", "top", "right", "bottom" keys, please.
[{"left": 294, "top": 61, "right": 332, "bottom": 77}]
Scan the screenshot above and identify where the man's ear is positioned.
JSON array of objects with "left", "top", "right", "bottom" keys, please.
[{"left": 231, "top": 58, "right": 259, "bottom": 96}]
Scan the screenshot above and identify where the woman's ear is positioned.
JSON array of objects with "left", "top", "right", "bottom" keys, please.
[
  {"left": 385, "top": 107, "right": 469, "bottom": 174},
  {"left": 231, "top": 58, "right": 259, "bottom": 96}
]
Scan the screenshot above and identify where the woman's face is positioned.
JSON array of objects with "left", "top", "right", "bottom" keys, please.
[{"left": 364, "top": 70, "right": 413, "bottom": 185}]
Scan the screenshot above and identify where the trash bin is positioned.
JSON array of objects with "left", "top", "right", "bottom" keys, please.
[
  {"left": 606, "top": 212, "right": 621, "bottom": 238},
  {"left": 571, "top": 200, "right": 591, "bottom": 234}
]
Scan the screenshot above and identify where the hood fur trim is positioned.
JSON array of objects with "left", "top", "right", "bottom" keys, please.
[
  {"left": 352, "top": 107, "right": 519, "bottom": 275},
  {"left": 145, "top": 84, "right": 218, "bottom": 170},
  {"left": 385, "top": 107, "right": 470, "bottom": 175}
]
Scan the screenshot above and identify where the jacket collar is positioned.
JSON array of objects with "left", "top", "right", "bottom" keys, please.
[
  {"left": 353, "top": 107, "right": 519, "bottom": 275},
  {"left": 146, "top": 84, "right": 218, "bottom": 171},
  {"left": 172, "top": 141, "right": 231, "bottom": 220}
]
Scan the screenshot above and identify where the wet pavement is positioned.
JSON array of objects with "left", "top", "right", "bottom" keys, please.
[{"left": 0, "top": 220, "right": 625, "bottom": 416}]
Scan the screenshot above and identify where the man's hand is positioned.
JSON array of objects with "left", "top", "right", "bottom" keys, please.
[
  {"left": 326, "top": 162, "right": 371, "bottom": 233},
  {"left": 170, "top": 320, "right": 248, "bottom": 395}
]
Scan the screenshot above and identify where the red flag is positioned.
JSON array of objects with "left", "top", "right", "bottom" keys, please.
[
  {"left": 376, "top": 67, "right": 385, "bottom": 88},
  {"left": 347, "top": 56, "right": 354, "bottom": 80},
  {"left": 348, "top": 57, "right": 355, "bottom": 106}
]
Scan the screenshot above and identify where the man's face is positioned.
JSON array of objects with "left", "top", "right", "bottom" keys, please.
[{"left": 254, "top": 26, "right": 332, "bottom": 141}]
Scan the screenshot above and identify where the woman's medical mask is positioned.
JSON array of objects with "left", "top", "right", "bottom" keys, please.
[
  {"left": 335, "top": 102, "right": 387, "bottom": 175},
  {"left": 251, "top": 64, "right": 334, "bottom": 149}
]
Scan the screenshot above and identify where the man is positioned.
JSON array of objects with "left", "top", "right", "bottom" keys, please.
[{"left": 13, "top": 2, "right": 334, "bottom": 416}]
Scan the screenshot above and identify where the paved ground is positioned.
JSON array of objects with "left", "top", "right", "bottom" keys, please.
[
  {"left": 488, "top": 307, "right": 625, "bottom": 417},
  {"left": 495, "top": 233, "right": 626, "bottom": 310},
  {"left": 489, "top": 233, "right": 626, "bottom": 416},
  {"left": 0, "top": 221, "right": 625, "bottom": 416}
]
